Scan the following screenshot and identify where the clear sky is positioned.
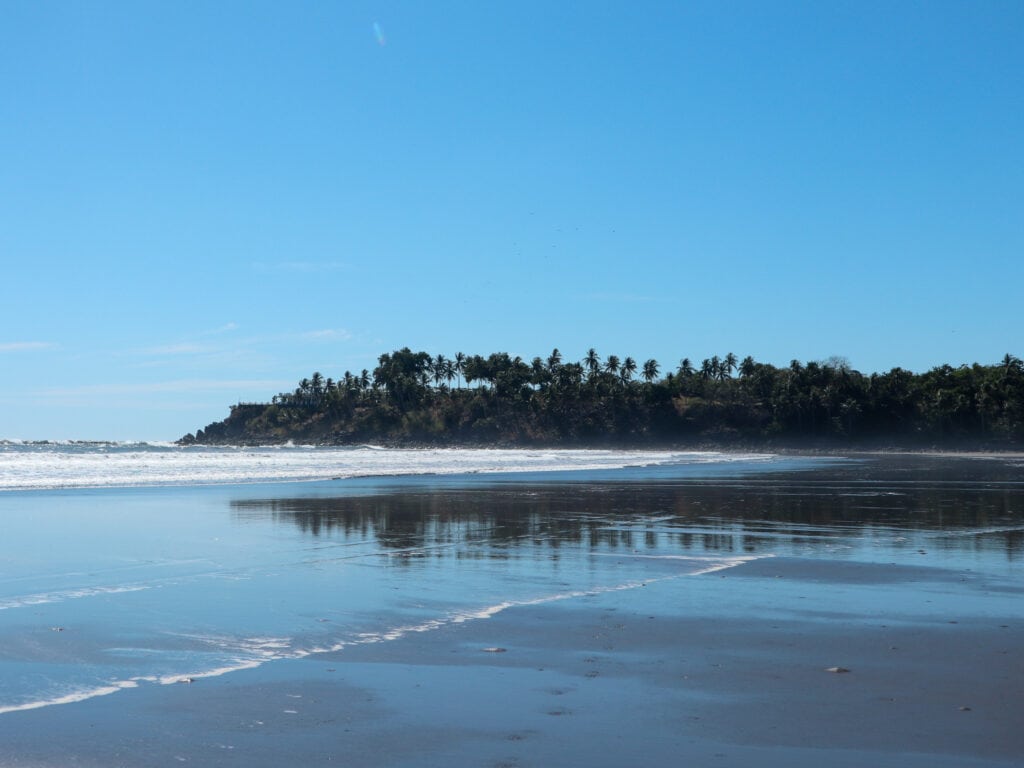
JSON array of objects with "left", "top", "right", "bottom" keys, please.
[{"left": 2, "top": 1, "right": 1022, "bottom": 440}]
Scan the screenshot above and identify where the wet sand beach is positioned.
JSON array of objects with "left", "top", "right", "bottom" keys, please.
[
  {"left": 0, "top": 453, "right": 1021, "bottom": 766},
  {"left": 2, "top": 565, "right": 1019, "bottom": 767}
]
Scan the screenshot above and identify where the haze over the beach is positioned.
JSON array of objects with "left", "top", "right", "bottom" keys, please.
[{"left": 3, "top": 2, "right": 1021, "bottom": 441}]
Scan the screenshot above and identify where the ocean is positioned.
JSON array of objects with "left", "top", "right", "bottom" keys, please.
[
  {"left": 0, "top": 441, "right": 778, "bottom": 491},
  {"left": 0, "top": 445, "right": 1022, "bottom": 766}
]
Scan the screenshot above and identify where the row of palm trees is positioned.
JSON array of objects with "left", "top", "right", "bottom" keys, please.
[
  {"left": 280, "top": 351, "right": 1024, "bottom": 400},
  {"left": 195, "top": 349, "right": 1024, "bottom": 445},
  {"left": 272, "top": 347, "right": 832, "bottom": 408}
]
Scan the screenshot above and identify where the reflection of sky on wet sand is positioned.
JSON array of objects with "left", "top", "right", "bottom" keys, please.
[
  {"left": 231, "top": 454, "right": 1024, "bottom": 564},
  {"left": 0, "top": 454, "right": 1020, "bottom": 720}
]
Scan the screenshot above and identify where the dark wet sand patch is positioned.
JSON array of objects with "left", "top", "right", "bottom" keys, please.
[{"left": 2, "top": 559, "right": 1020, "bottom": 768}]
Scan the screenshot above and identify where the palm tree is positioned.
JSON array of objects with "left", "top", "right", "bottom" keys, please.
[
  {"left": 531, "top": 357, "right": 549, "bottom": 389},
  {"left": 547, "top": 348, "right": 562, "bottom": 372},
  {"left": 432, "top": 354, "right": 447, "bottom": 389},
  {"left": 724, "top": 352, "right": 738, "bottom": 378},
  {"left": 560, "top": 362, "right": 584, "bottom": 389},
  {"left": 604, "top": 355, "right": 620, "bottom": 375},
  {"left": 1002, "top": 353, "right": 1022, "bottom": 376},
  {"left": 296, "top": 377, "right": 312, "bottom": 406},
  {"left": 642, "top": 359, "right": 659, "bottom": 384},
  {"left": 678, "top": 358, "right": 694, "bottom": 377},
  {"left": 710, "top": 355, "right": 723, "bottom": 381},
  {"left": 584, "top": 348, "right": 601, "bottom": 378},
  {"left": 621, "top": 357, "right": 637, "bottom": 383},
  {"left": 454, "top": 352, "right": 466, "bottom": 389}
]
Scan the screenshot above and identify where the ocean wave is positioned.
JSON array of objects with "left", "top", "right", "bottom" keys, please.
[
  {"left": 0, "top": 446, "right": 779, "bottom": 492},
  {"left": 0, "top": 584, "right": 150, "bottom": 611},
  {"left": 0, "top": 553, "right": 768, "bottom": 716},
  {"left": 0, "top": 679, "right": 142, "bottom": 716},
  {"left": 933, "top": 525, "right": 1024, "bottom": 538}
]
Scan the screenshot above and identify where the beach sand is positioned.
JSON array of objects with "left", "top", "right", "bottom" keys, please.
[{"left": 1, "top": 555, "right": 1019, "bottom": 767}]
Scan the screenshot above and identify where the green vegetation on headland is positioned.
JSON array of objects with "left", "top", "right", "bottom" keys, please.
[{"left": 179, "top": 349, "right": 1024, "bottom": 448}]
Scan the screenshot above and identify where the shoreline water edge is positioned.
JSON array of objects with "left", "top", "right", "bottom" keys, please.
[{"left": 0, "top": 448, "right": 1020, "bottom": 766}]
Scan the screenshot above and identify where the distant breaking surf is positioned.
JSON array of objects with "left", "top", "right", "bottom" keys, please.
[{"left": 0, "top": 444, "right": 776, "bottom": 492}]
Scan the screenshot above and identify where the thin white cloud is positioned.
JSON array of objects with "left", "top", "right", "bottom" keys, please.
[
  {"left": 0, "top": 341, "right": 57, "bottom": 352},
  {"left": 298, "top": 329, "right": 352, "bottom": 341},
  {"left": 129, "top": 347, "right": 263, "bottom": 370},
  {"left": 581, "top": 292, "right": 663, "bottom": 303},
  {"left": 134, "top": 325, "right": 238, "bottom": 356},
  {"left": 252, "top": 261, "right": 349, "bottom": 274},
  {"left": 128, "top": 327, "right": 351, "bottom": 368},
  {"left": 141, "top": 343, "right": 215, "bottom": 355},
  {"left": 43, "top": 379, "right": 289, "bottom": 397}
]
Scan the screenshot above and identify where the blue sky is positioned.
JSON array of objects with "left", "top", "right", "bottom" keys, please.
[{"left": 2, "top": 1, "right": 1022, "bottom": 440}]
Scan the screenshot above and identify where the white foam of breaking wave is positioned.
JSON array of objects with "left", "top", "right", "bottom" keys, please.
[
  {"left": 154, "top": 661, "right": 265, "bottom": 685},
  {"left": 0, "top": 446, "right": 777, "bottom": 491},
  {"left": 0, "top": 666, "right": 262, "bottom": 715},
  {"left": 0, "top": 554, "right": 768, "bottom": 716},
  {"left": 0, "top": 679, "right": 142, "bottom": 715},
  {"left": 0, "top": 584, "right": 150, "bottom": 611},
  {"left": 599, "top": 552, "right": 769, "bottom": 568},
  {"left": 934, "top": 525, "right": 1024, "bottom": 538},
  {"left": 688, "top": 555, "right": 770, "bottom": 575}
]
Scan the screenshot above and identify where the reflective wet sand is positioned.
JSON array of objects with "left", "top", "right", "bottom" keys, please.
[{"left": 0, "top": 454, "right": 1021, "bottom": 766}]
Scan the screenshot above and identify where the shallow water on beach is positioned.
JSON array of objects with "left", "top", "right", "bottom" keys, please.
[{"left": 0, "top": 451, "right": 1021, "bottom": 721}]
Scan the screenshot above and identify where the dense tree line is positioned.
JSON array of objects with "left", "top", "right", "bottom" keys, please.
[{"left": 181, "top": 348, "right": 1024, "bottom": 447}]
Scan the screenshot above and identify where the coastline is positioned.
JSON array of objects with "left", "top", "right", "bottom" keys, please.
[
  {"left": 7, "top": 435, "right": 1024, "bottom": 459},
  {"left": 176, "top": 428, "right": 1024, "bottom": 456},
  {"left": 178, "top": 435, "right": 1024, "bottom": 456}
]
